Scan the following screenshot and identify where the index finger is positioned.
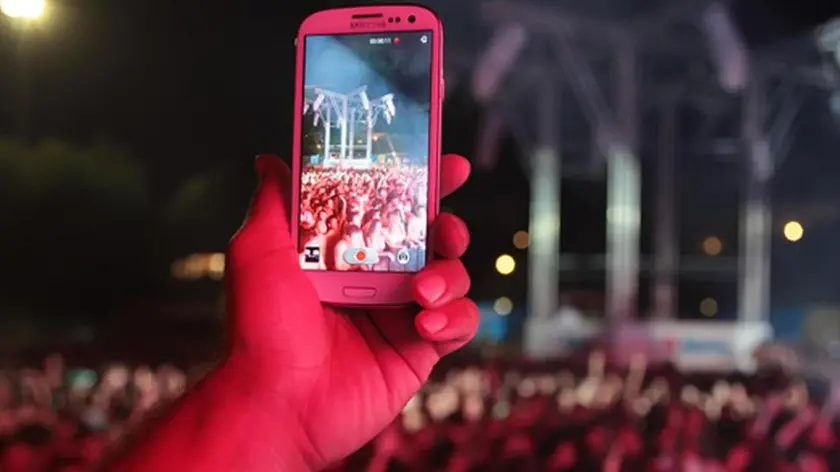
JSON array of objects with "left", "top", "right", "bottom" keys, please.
[{"left": 440, "top": 154, "right": 470, "bottom": 198}]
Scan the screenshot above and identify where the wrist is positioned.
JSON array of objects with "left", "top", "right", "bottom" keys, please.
[{"left": 217, "top": 354, "right": 319, "bottom": 471}]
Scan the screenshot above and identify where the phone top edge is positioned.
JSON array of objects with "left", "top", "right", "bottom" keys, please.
[{"left": 297, "top": 5, "right": 442, "bottom": 38}]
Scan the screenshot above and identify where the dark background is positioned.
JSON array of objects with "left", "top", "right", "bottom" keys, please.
[{"left": 0, "top": 0, "right": 839, "bottom": 352}]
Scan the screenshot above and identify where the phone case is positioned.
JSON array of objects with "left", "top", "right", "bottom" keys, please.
[{"left": 291, "top": 5, "right": 443, "bottom": 306}]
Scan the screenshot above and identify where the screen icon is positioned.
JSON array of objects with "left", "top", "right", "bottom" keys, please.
[
  {"left": 396, "top": 248, "right": 411, "bottom": 265},
  {"left": 420, "top": 35, "right": 428, "bottom": 44},
  {"left": 344, "top": 247, "right": 379, "bottom": 265},
  {"left": 304, "top": 246, "right": 321, "bottom": 263}
]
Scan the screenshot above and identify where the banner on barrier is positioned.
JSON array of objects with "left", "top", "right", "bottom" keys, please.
[{"left": 621, "top": 321, "right": 773, "bottom": 371}]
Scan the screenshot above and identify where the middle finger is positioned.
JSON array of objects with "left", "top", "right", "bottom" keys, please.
[{"left": 433, "top": 212, "right": 469, "bottom": 259}]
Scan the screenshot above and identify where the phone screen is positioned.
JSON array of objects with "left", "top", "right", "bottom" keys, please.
[{"left": 298, "top": 31, "right": 433, "bottom": 273}]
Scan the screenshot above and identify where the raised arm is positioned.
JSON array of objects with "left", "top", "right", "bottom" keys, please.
[
  {"left": 105, "top": 358, "right": 311, "bottom": 471},
  {"left": 103, "top": 154, "right": 476, "bottom": 472}
]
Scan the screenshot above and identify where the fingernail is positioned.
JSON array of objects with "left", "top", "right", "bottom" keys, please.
[
  {"left": 419, "top": 311, "right": 448, "bottom": 334},
  {"left": 416, "top": 274, "right": 446, "bottom": 303}
]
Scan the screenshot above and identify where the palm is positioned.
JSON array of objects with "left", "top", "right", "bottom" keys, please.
[{"left": 284, "top": 303, "right": 433, "bottom": 465}]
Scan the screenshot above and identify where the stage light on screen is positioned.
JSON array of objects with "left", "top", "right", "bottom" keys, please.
[
  {"left": 700, "top": 298, "right": 718, "bottom": 317},
  {"left": 783, "top": 221, "right": 803, "bottom": 242},
  {"left": 1, "top": 0, "right": 44, "bottom": 19},
  {"left": 495, "top": 254, "right": 515, "bottom": 275},
  {"left": 702, "top": 236, "right": 722, "bottom": 256},
  {"left": 512, "top": 230, "right": 529, "bottom": 250},
  {"left": 493, "top": 297, "right": 514, "bottom": 316},
  {"left": 383, "top": 94, "right": 396, "bottom": 116},
  {"left": 312, "top": 93, "right": 325, "bottom": 112}
]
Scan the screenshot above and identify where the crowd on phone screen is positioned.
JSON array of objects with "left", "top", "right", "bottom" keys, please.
[
  {"left": 2, "top": 351, "right": 839, "bottom": 471},
  {"left": 298, "top": 164, "right": 428, "bottom": 271}
]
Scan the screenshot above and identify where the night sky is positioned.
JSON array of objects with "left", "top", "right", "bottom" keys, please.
[{"left": 1, "top": 0, "right": 839, "bottom": 329}]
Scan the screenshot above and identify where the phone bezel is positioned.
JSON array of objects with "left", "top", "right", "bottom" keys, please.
[{"left": 292, "top": 5, "right": 443, "bottom": 306}]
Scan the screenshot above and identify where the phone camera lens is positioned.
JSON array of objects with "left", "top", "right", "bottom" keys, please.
[{"left": 408, "top": 15, "right": 415, "bottom": 23}]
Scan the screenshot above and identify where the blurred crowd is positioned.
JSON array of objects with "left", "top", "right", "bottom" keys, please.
[
  {"left": 298, "top": 164, "right": 428, "bottom": 272},
  {"left": 0, "top": 354, "right": 199, "bottom": 471},
  {"left": 2, "top": 351, "right": 839, "bottom": 471},
  {"left": 330, "top": 352, "right": 840, "bottom": 472}
]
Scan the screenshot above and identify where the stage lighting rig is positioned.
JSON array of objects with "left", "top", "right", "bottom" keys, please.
[
  {"left": 817, "top": 18, "right": 840, "bottom": 67},
  {"left": 702, "top": 2, "right": 749, "bottom": 93},
  {"left": 472, "top": 23, "right": 528, "bottom": 104},
  {"left": 312, "top": 92, "right": 325, "bottom": 112},
  {"left": 303, "top": 85, "right": 398, "bottom": 165},
  {"left": 816, "top": 19, "right": 840, "bottom": 127},
  {"left": 383, "top": 94, "right": 396, "bottom": 117}
]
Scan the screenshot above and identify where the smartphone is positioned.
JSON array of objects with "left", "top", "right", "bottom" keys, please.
[{"left": 292, "top": 5, "right": 443, "bottom": 306}]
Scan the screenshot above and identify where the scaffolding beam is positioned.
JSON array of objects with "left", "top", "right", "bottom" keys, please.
[
  {"left": 605, "top": 40, "right": 641, "bottom": 327},
  {"left": 652, "top": 104, "right": 679, "bottom": 319},
  {"left": 481, "top": 0, "right": 627, "bottom": 44},
  {"left": 738, "top": 72, "right": 772, "bottom": 323}
]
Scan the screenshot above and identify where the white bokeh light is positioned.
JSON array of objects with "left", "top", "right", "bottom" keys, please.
[{"left": 1, "top": 0, "right": 45, "bottom": 19}]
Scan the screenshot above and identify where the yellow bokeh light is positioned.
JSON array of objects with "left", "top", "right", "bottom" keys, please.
[
  {"left": 208, "top": 253, "right": 225, "bottom": 272},
  {"left": 1, "top": 0, "right": 45, "bottom": 19},
  {"left": 495, "top": 254, "right": 516, "bottom": 275},
  {"left": 783, "top": 221, "right": 803, "bottom": 242},
  {"left": 700, "top": 298, "right": 718, "bottom": 317},
  {"left": 493, "top": 297, "right": 514, "bottom": 316},
  {"left": 702, "top": 236, "right": 722, "bottom": 256},
  {"left": 172, "top": 253, "right": 226, "bottom": 281},
  {"left": 512, "top": 230, "right": 530, "bottom": 250}
]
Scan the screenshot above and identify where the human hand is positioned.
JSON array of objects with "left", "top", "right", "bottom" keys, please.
[{"left": 225, "top": 154, "right": 477, "bottom": 469}]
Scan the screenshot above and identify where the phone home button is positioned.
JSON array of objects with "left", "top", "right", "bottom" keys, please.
[{"left": 342, "top": 287, "right": 377, "bottom": 298}]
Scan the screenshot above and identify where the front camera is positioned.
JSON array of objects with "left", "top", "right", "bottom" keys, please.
[{"left": 408, "top": 15, "right": 416, "bottom": 23}]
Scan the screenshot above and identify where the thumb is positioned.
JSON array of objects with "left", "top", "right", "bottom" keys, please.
[
  {"left": 229, "top": 154, "right": 295, "bottom": 267},
  {"left": 247, "top": 154, "right": 293, "bottom": 235},
  {"left": 226, "top": 155, "right": 328, "bottom": 363}
]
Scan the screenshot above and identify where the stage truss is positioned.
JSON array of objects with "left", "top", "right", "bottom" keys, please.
[
  {"left": 441, "top": 0, "right": 840, "bottom": 356},
  {"left": 303, "top": 86, "right": 396, "bottom": 168}
]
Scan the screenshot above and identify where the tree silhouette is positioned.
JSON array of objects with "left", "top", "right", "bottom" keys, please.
[
  {"left": 163, "top": 161, "right": 254, "bottom": 260},
  {"left": 0, "top": 138, "right": 152, "bottom": 322}
]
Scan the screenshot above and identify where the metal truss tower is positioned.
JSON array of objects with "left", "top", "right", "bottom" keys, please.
[
  {"left": 462, "top": 0, "right": 837, "bottom": 356},
  {"left": 304, "top": 86, "right": 396, "bottom": 165}
]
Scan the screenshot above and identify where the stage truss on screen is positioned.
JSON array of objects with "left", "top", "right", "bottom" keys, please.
[{"left": 303, "top": 86, "right": 397, "bottom": 168}]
